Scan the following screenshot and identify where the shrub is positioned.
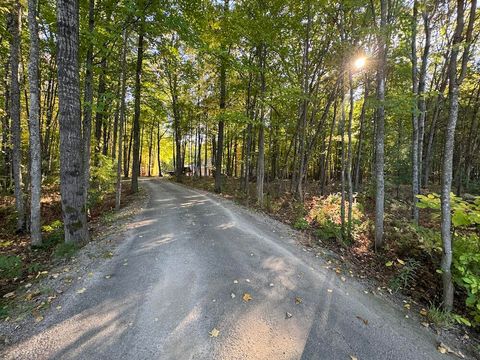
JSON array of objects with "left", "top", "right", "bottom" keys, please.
[
  {"left": 417, "top": 193, "right": 480, "bottom": 325},
  {"left": 315, "top": 220, "right": 342, "bottom": 242},
  {"left": 389, "top": 258, "right": 420, "bottom": 292},
  {"left": 0, "top": 255, "right": 23, "bottom": 279},
  {"left": 89, "top": 154, "right": 116, "bottom": 208},
  {"left": 452, "top": 234, "right": 480, "bottom": 324},
  {"left": 293, "top": 218, "right": 309, "bottom": 230},
  {"left": 41, "top": 219, "right": 63, "bottom": 233},
  {"left": 308, "top": 194, "right": 365, "bottom": 243},
  {"left": 53, "top": 242, "right": 78, "bottom": 259}
]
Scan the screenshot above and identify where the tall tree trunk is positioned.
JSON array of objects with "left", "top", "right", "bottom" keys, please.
[
  {"left": 295, "top": 3, "right": 311, "bottom": 201},
  {"left": 83, "top": 0, "right": 94, "bottom": 210},
  {"left": 94, "top": 57, "right": 107, "bottom": 157},
  {"left": 27, "top": 0, "right": 42, "bottom": 245},
  {"left": 321, "top": 98, "right": 338, "bottom": 195},
  {"left": 256, "top": 44, "right": 267, "bottom": 206},
  {"left": 173, "top": 89, "right": 182, "bottom": 181},
  {"left": 354, "top": 77, "right": 369, "bottom": 191},
  {"left": 131, "top": 15, "right": 145, "bottom": 193},
  {"left": 157, "top": 123, "right": 163, "bottom": 177},
  {"left": 1, "top": 64, "right": 11, "bottom": 188},
  {"left": 411, "top": 1, "right": 420, "bottom": 223},
  {"left": 214, "top": 0, "right": 229, "bottom": 193},
  {"left": 8, "top": 2, "right": 25, "bottom": 232},
  {"left": 148, "top": 122, "right": 153, "bottom": 177},
  {"left": 374, "top": 0, "right": 387, "bottom": 250},
  {"left": 417, "top": 8, "right": 431, "bottom": 192},
  {"left": 347, "top": 70, "right": 354, "bottom": 239},
  {"left": 196, "top": 125, "right": 202, "bottom": 177},
  {"left": 340, "top": 80, "right": 346, "bottom": 240},
  {"left": 56, "top": 0, "right": 88, "bottom": 244},
  {"left": 440, "top": 0, "right": 476, "bottom": 312},
  {"left": 204, "top": 123, "right": 208, "bottom": 176},
  {"left": 116, "top": 28, "right": 127, "bottom": 210}
]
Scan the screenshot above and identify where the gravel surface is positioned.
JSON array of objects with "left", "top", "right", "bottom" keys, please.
[{"left": 1, "top": 178, "right": 460, "bottom": 359}]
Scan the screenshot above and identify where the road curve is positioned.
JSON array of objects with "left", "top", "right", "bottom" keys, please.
[{"left": 3, "top": 179, "right": 451, "bottom": 359}]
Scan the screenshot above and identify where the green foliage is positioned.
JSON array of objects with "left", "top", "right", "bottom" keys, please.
[
  {"left": 416, "top": 193, "right": 480, "bottom": 227},
  {"left": 418, "top": 193, "right": 480, "bottom": 324},
  {"left": 0, "top": 255, "right": 22, "bottom": 279},
  {"left": 27, "top": 262, "right": 42, "bottom": 274},
  {"left": 308, "top": 194, "right": 365, "bottom": 242},
  {"left": 315, "top": 220, "right": 342, "bottom": 242},
  {"left": 293, "top": 218, "right": 309, "bottom": 231},
  {"left": 89, "top": 154, "right": 116, "bottom": 208},
  {"left": 53, "top": 242, "right": 78, "bottom": 259},
  {"left": 388, "top": 258, "right": 420, "bottom": 292},
  {"left": 41, "top": 219, "right": 63, "bottom": 233},
  {"left": 452, "top": 234, "right": 480, "bottom": 324},
  {"left": 37, "top": 227, "right": 64, "bottom": 250},
  {"left": 427, "top": 305, "right": 455, "bottom": 329}
]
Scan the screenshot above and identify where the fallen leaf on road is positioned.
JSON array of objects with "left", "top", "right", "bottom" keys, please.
[
  {"left": 419, "top": 308, "right": 428, "bottom": 316},
  {"left": 421, "top": 322, "right": 429, "bottom": 327},
  {"left": 404, "top": 303, "right": 411, "bottom": 310},
  {"left": 295, "top": 296, "right": 302, "bottom": 304},
  {"left": 356, "top": 315, "right": 368, "bottom": 325},
  {"left": 437, "top": 343, "right": 450, "bottom": 354},
  {"left": 3, "top": 292, "right": 15, "bottom": 299},
  {"left": 76, "top": 288, "right": 86, "bottom": 294},
  {"left": 385, "top": 261, "right": 393, "bottom": 267},
  {"left": 209, "top": 328, "right": 220, "bottom": 337},
  {"left": 243, "top": 293, "right": 252, "bottom": 302},
  {"left": 32, "top": 311, "right": 43, "bottom": 323},
  {"left": 397, "top": 259, "right": 405, "bottom": 265},
  {"left": 285, "top": 312, "right": 293, "bottom": 319},
  {"left": 437, "top": 342, "right": 464, "bottom": 358}
]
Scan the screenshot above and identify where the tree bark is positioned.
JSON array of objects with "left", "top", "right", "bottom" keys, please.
[
  {"left": 116, "top": 28, "right": 127, "bottom": 210},
  {"left": 27, "top": 0, "right": 42, "bottom": 245},
  {"left": 56, "top": 0, "right": 88, "bottom": 244},
  {"left": 256, "top": 44, "right": 267, "bottom": 206},
  {"left": 8, "top": 2, "right": 26, "bottom": 232},
  {"left": 354, "top": 76, "right": 369, "bottom": 191},
  {"left": 83, "top": 0, "right": 94, "bottom": 210},
  {"left": 417, "top": 8, "right": 431, "bottom": 192},
  {"left": 214, "top": 0, "right": 229, "bottom": 193},
  {"left": 131, "top": 15, "right": 145, "bottom": 193},
  {"left": 440, "top": 0, "right": 476, "bottom": 312},
  {"left": 295, "top": 3, "right": 311, "bottom": 201},
  {"left": 374, "top": 0, "right": 387, "bottom": 250},
  {"left": 347, "top": 70, "right": 354, "bottom": 239},
  {"left": 411, "top": 1, "right": 420, "bottom": 223}
]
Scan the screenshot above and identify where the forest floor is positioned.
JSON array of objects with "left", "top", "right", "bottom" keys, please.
[
  {"left": 177, "top": 175, "right": 480, "bottom": 355},
  {"left": 0, "top": 181, "right": 140, "bottom": 322},
  {"left": 0, "top": 178, "right": 473, "bottom": 359}
]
